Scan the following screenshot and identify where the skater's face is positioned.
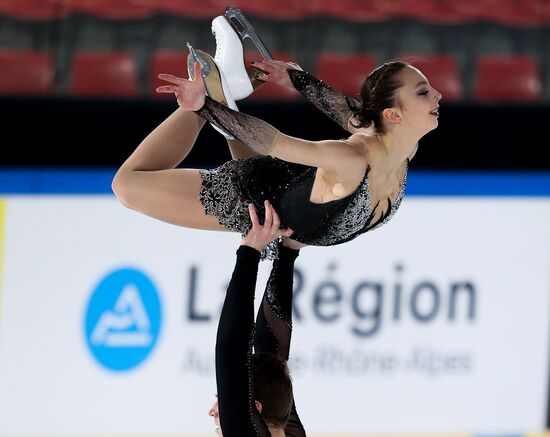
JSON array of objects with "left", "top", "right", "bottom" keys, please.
[
  {"left": 208, "top": 395, "right": 222, "bottom": 436},
  {"left": 394, "top": 66, "right": 442, "bottom": 133},
  {"left": 208, "top": 394, "right": 263, "bottom": 435}
]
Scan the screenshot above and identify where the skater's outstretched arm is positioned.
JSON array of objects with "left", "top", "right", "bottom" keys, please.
[
  {"left": 157, "top": 64, "right": 365, "bottom": 179},
  {"left": 197, "top": 96, "right": 363, "bottom": 172}
]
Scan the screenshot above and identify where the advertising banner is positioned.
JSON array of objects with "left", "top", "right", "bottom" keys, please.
[{"left": 0, "top": 196, "right": 549, "bottom": 436}]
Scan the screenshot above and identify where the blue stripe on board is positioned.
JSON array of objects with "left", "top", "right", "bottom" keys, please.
[
  {"left": 0, "top": 169, "right": 549, "bottom": 196},
  {"left": 0, "top": 169, "right": 116, "bottom": 194},
  {"left": 408, "top": 171, "right": 550, "bottom": 196}
]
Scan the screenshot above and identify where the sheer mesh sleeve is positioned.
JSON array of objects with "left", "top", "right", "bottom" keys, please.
[
  {"left": 254, "top": 245, "right": 306, "bottom": 437},
  {"left": 196, "top": 96, "right": 280, "bottom": 155},
  {"left": 288, "top": 69, "right": 360, "bottom": 132},
  {"left": 254, "top": 245, "right": 299, "bottom": 360}
]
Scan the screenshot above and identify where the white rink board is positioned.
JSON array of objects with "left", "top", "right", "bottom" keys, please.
[{"left": 0, "top": 196, "right": 550, "bottom": 436}]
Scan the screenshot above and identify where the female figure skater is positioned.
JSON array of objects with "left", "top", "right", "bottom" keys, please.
[
  {"left": 210, "top": 200, "right": 305, "bottom": 436},
  {"left": 112, "top": 12, "right": 441, "bottom": 258}
]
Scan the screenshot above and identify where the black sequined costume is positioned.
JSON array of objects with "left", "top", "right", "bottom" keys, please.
[
  {"left": 196, "top": 70, "right": 408, "bottom": 259},
  {"left": 216, "top": 244, "right": 305, "bottom": 437}
]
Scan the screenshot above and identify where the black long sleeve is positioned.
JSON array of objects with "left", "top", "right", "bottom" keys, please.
[{"left": 216, "top": 245, "right": 269, "bottom": 437}]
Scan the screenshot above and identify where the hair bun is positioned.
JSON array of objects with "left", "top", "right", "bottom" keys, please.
[{"left": 357, "top": 60, "right": 409, "bottom": 133}]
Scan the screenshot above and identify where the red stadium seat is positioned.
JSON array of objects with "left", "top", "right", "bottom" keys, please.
[
  {"left": 482, "top": 0, "right": 541, "bottom": 26},
  {"left": 0, "top": 50, "right": 54, "bottom": 95},
  {"left": 474, "top": 55, "right": 542, "bottom": 102},
  {"left": 0, "top": 0, "right": 67, "bottom": 20},
  {"left": 150, "top": 51, "right": 188, "bottom": 97},
  {"left": 442, "top": 0, "right": 541, "bottom": 26},
  {"left": 69, "top": 52, "right": 139, "bottom": 97},
  {"left": 384, "top": 0, "right": 467, "bottom": 24},
  {"left": 245, "top": 51, "right": 300, "bottom": 101},
  {"left": 154, "top": 0, "right": 227, "bottom": 18},
  {"left": 231, "top": 0, "right": 310, "bottom": 20},
  {"left": 64, "top": 0, "right": 154, "bottom": 20},
  {"left": 315, "top": 52, "right": 377, "bottom": 98},
  {"left": 309, "top": 0, "right": 393, "bottom": 22},
  {"left": 397, "top": 54, "right": 464, "bottom": 101},
  {"left": 522, "top": 0, "right": 550, "bottom": 24}
]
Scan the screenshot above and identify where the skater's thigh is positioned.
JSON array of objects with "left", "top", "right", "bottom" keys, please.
[{"left": 114, "top": 168, "right": 229, "bottom": 231}]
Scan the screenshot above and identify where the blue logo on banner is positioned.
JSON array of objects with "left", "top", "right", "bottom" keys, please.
[{"left": 84, "top": 268, "right": 162, "bottom": 372}]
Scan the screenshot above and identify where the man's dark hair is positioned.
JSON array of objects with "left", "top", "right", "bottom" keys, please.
[{"left": 251, "top": 352, "right": 293, "bottom": 427}]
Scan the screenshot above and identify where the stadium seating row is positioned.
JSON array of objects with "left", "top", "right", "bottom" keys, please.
[
  {"left": 0, "top": 0, "right": 548, "bottom": 27},
  {"left": 0, "top": 49, "right": 543, "bottom": 102}
]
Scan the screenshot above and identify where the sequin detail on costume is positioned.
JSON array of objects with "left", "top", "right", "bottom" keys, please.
[
  {"left": 199, "top": 159, "right": 280, "bottom": 260},
  {"left": 265, "top": 272, "right": 292, "bottom": 328},
  {"left": 368, "top": 165, "right": 408, "bottom": 232},
  {"left": 247, "top": 327, "right": 268, "bottom": 437},
  {"left": 305, "top": 168, "right": 372, "bottom": 247},
  {"left": 288, "top": 69, "right": 361, "bottom": 131},
  {"left": 199, "top": 162, "right": 249, "bottom": 232}
]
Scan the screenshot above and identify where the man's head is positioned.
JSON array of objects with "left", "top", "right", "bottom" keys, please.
[
  {"left": 251, "top": 352, "right": 293, "bottom": 428},
  {"left": 208, "top": 352, "right": 293, "bottom": 435}
]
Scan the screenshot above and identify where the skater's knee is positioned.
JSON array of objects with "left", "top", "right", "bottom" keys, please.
[{"left": 111, "top": 169, "right": 134, "bottom": 207}]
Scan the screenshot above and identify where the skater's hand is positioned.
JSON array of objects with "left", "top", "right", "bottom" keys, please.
[
  {"left": 251, "top": 59, "right": 303, "bottom": 89},
  {"left": 242, "top": 200, "right": 293, "bottom": 252},
  {"left": 156, "top": 61, "right": 205, "bottom": 110}
]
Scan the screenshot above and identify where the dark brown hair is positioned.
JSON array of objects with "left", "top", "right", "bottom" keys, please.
[
  {"left": 352, "top": 61, "right": 410, "bottom": 134},
  {"left": 251, "top": 352, "right": 293, "bottom": 428}
]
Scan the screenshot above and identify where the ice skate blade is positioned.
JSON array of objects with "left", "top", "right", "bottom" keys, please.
[
  {"left": 187, "top": 44, "right": 237, "bottom": 139},
  {"left": 224, "top": 6, "right": 273, "bottom": 60}
]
